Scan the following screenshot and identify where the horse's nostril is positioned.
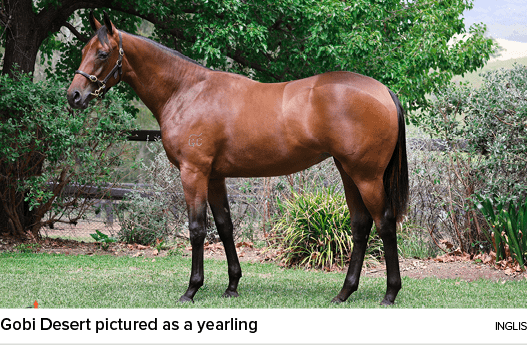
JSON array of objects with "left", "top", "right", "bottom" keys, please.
[
  {"left": 73, "top": 90, "right": 81, "bottom": 103},
  {"left": 67, "top": 90, "right": 85, "bottom": 109}
]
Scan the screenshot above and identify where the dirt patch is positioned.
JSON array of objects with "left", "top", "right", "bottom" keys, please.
[
  {"left": 1, "top": 235, "right": 525, "bottom": 282},
  {"left": 364, "top": 258, "right": 526, "bottom": 282}
]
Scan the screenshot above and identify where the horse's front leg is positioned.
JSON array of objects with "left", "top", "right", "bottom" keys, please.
[
  {"left": 208, "top": 178, "right": 241, "bottom": 298},
  {"left": 178, "top": 167, "right": 209, "bottom": 303}
]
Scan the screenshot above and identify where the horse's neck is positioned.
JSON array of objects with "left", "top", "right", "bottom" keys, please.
[{"left": 121, "top": 33, "right": 210, "bottom": 122}]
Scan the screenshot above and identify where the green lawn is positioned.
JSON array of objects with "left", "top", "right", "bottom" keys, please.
[{"left": 0, "top": 253, "right": 525, "bottom": 309}]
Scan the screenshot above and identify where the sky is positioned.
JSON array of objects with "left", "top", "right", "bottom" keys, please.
[{"left": 464, "top": 0, "right": 527, "bottom": 42}]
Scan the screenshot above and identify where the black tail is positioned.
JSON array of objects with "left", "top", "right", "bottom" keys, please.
[{"left": 384, "top": 89, "right": 409, "bottom": 222}]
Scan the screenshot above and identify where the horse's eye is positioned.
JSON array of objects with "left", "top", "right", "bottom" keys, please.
[{"left": 97, "top": 50, "right": 109, "bottom": 60}]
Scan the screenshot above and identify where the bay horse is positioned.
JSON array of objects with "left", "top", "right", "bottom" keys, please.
[{"left": 67, "top": 12, "right": 409, "bottom": 305}]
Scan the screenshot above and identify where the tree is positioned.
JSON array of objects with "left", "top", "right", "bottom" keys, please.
[
  {"left": 0, "top": 0, "right": 139, "bottom": 238},
  {"left": 0, "top": 72, "right": 135, "bottom": 239},
  {"left": 2, "top": 0, "right": 495, "bottom": 109},
  {"left": 0, "top": 0, "right": 495, "bottom": 238}
]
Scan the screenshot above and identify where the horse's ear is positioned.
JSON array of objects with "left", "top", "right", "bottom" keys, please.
[
  {"left": 103, "top": 10, "right": 115, "bottom": 36},
  {"left": 89, "top": 11, "right": 102, "bottom": 32}
]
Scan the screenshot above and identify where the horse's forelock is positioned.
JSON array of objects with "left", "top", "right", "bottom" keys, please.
[{"left": 95, "top": 26, "right": 110, "bottom": 47}]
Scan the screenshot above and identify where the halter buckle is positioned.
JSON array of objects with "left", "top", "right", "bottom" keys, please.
[{"left": 91, "top": 84, "right": 106, "bottom": 98}]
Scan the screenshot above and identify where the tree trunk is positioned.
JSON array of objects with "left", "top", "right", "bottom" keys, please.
[
  {"left": 1, "top": 0, "right": 41, "bottom": 77},
  {"left": 1, "top": 0, "right": 43, "bottom": 239}
]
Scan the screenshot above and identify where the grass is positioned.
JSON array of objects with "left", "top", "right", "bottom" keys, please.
[{"left": 0, "top": 252, "right": 525, "bottom": 309}]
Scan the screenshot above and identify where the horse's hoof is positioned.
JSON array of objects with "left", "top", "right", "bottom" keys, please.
[
  {"left": 222, "top": 290, "right": 239, "bottom": 298},
  {"left": 331, "top": 296, "right": 345, "bottom": 304},
  {"left": 380, "top": 298, "right": 394, "bottom": 306},
  {"left": 178, "top": 295, "right": 194, "bottom": 303}
]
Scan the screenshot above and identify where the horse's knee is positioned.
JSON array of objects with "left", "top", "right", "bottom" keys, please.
[
  {"left": 215, "top": 216, "right": 233, "bottom": 235},
  {"left": 189, "top": 221, "right": 206, "bottom": 244},
  {"left": 377, "top": 210, "right": 397, "bottom": 242}
]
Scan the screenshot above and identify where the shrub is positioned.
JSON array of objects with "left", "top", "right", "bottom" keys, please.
[
  {"left": 463, "top": 65, "right": 527, "bottom": 198},
  {"left": 270, "top": 187, "right": 355, "bottom": 269},
  {"left": 116, "top": 191, "right": 176, "bottom": 245},
  {"left": 417, "top": 64, "right": 527, "bottom": 252},
  {"left": 0, "top": 71, "right": 135, "bottom": 239},
  {"left": 116, "top": 142, "right": 187, "bottom": 245}
]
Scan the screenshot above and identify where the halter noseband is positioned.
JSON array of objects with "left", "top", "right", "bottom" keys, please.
[{"left": 75, "top": 31, "right": 124, "bottom": 99}]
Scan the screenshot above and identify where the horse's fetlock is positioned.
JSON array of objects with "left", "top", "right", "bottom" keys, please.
[
  {"left": 189, "top": 274, "right": 204, "bottom": 288},
  {"left": 229, "top": 267, "right": 242, "bottom": 280}
]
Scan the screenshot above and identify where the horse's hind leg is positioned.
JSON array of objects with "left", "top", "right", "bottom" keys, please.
[
  {"left": 333, "top": 159, "right": 401, "bottom": 305},
  {"left": 331, "top": 159, "right": 374, "bottom": 303},
  {"left": 208, "top": 178, "right": 242, "bottom": 298},
  {"left": 355, "top": 177, "right": 401, "bottom": 305}
]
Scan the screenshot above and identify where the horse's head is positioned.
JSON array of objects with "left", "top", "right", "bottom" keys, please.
[{"left": 67, "top": 11, "right": 124, "bottom": 109}]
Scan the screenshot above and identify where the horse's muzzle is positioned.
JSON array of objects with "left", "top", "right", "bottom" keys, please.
[{"left": 67, "top": 89, "right": 89, "bottom": 109}]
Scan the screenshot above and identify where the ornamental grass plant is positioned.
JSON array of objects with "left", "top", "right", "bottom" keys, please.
[
  {"left": 271, "top": 187, "right": 352, "bottom": 269},
  {"left": 476, "top": 195, "right": 527, "bottom": 269},
  {"left": 270, "top": 187, "right": 383, "bottom": 270}
]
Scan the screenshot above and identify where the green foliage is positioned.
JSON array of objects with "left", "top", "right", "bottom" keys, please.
[
  {"left": 476, "top": 195, "right": 527, "bottom": 269},
  {"left": 466, "top": 65, "right": 527, "bottom": 197},
  {"left": 28, "top": 0, "right": 495, "bottom": 115},
  {"left": 13, "top": 244, "right": 39, "bottom": 254},
  {"left": 90, "top": 230, "right": 117, "bottom": 250},
  {"left": 271, "top": 187, "right": 354, "bottom": 269},
  {"left": 0, "top": 71, "right": 136, "bottom": 235},
  {"left": 417, "top": 64, "right": 527, "bottom": 251},
  {"left": 424, "top": 64, "right": 527, "bottom": 200},
  {"left": 157, "top": 0, "right": 495, "bottom": 113}
]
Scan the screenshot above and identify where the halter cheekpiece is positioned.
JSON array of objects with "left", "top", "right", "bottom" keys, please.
[{"left": 75, "top": 31, "right": 124, "bottom": 99}]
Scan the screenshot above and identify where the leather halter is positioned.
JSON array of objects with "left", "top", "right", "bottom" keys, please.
[{"left": 75, "top": 31, "right": 124, "bottom": 99}]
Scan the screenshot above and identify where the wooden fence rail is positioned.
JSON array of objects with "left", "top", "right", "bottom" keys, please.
[
  {"left": 127, "top": 130, "right": 161, "bottom": 141},
  {"left": 128, "top": 130, "right": 467, "bottom": 151}
]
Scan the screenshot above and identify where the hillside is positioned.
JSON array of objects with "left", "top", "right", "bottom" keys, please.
[{"left": 454, "top": 38, "right": 527, "bottom": 87}]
